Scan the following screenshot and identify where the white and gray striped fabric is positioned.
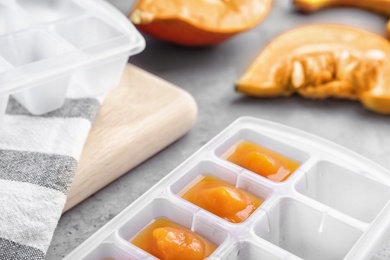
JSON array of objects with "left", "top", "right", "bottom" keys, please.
[{"left": 0, "top": 96, "right": 101, "bottom": 260}]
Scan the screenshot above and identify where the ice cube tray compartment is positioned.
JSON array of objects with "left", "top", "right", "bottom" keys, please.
[
  {"left": 16, "top": 0, "right": 84, "bottom": 23},
  {"left": 0, "top": 3, "right": 32, "bottom": 34},
  {"left": 0, "top": 28, "right": 77, "bottom": 114},
  {"left": 55, "top": 13, "right": 139, "bottom": 95},
  {"left": 170, "top": 160, "right": 274, "bottom": 225},
  {"left": 70, "top": 53, "right": 133, "bottom": 96},
  {"left": 216, "top": 128, "right": 310, "bottom": 164},
  {"left": 117, "top": 198, "right": 230, "bottom": 259},
  {"left": 118, "top": 198, "right": 194, "bottom": 241},
  {"left": 0, "top": 29, "right": 72, "bottom": 67},
  {"left": 254, "top": 198, "right": 364, "bottom": 260},
  {"left": 170, "top": 160, "right": 239, "bottom": 195},
  {"left": 215, "top": 128, "right": 311, "bottom": 181},
  {"left": 295, "top": 161, "right": 390, "bottom": 223},
  {"left": 12, "top": 75, "right": 70, "bottom": 115},
  {"left": 52, "top": 15, "right": 130, "bottom": 95},
  {"left": 224, "top": 240, "right": 293, "bottom": 260},
  {"left": 0, "top": 0, "right": 145, "bottom": 119},
  {"left": 63, "top": 117, "right": 390, "bottom": 260},
  {"left": 53, "top": 16, "right": 123, "bottom": 51}
]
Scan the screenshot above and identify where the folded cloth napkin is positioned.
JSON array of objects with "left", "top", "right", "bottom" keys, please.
[{"left": 0, "top": 96, "right": 101, "bottom": 260}]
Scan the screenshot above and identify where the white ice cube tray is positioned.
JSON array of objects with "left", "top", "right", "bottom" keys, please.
[
  {"left": 64, "top": 117, "right": 390, "bottom": 260},
  {"left": 0, "top": 0, "right": 144, "bottom": 120}
]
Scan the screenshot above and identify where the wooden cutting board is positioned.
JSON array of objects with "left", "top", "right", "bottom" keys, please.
[{"left": 63, "top": 65, "right": 197, "bottom": 211}]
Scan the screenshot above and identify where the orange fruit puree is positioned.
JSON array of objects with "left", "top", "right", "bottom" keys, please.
[
  {"left": 130, "top": 218, "right": 216, "bottom": 260},
  {"left": 182, "top": 176, "right": 263, "bottom": 223},
  {"left": 227, "top": 141, "right": 300, "bottom": 182}
]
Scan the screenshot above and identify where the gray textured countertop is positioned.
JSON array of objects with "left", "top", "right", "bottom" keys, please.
[{"left": 46, "top": 1, "right": 390, "bottom": 259}]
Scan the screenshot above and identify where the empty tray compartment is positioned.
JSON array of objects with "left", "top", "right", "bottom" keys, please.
[
  {"left": 0, "top": 3, "right": 31, "bottom": 35},
  {"left": 224, "top": 240, "right": 287, "bottom": 260},
  {"left": 254, "top": 198, "right": 363, "bottom": 260},
  {"left": 0, "top": 29, "right": 70, "bottom": 67},
  {"left": 53, "top": 16, "right": 127, "bottom": 95},
  {"left": 295, "top": 161, "right": 390, "bottom": 223},
  {"left": 53, "top": 16, "right": 123, "bottom": 51},
  {"left": 16, "top": 0, "right": 84, "bottom": 23},
  {"left": 0, "top": 30, "right": 73, "bottom": 114}
]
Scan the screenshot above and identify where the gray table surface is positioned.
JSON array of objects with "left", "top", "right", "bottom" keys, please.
[{"left": 46, "top": 1, "right": 390, "bottom": 259}]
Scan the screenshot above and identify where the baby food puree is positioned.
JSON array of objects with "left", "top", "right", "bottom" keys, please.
[
  {"left": 130, "top": 218, "right": 216, "bottom": 260},
  {"left": 227, "top": 141, "right": 300, "bottom": 182},
  {"left": 182, "top": 175, "right": 263, "bottom": 223}
]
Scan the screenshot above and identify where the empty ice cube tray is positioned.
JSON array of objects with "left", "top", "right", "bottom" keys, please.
[
  {"left": 0, "top": 0, "right": 144, "bottom": 118},
  {"left": 64, "top": 117, "right": 390, "bottom": 260}
]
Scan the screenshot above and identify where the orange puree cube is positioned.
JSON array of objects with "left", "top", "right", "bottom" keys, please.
[
  {"left": 227, "top": 141, "right": 300, "bottom": 182},
  {"left": 153, "top": 227, "right": 205, "bottom": 260},
  {"left": 130, "top": 218, "right": 216, "bottom": 260},
  {"left": 182, "top": 176, "right": 263, "bottom": 223}
]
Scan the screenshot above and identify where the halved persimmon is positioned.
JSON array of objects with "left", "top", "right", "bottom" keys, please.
[
  {"left": 236, "top": 24, "right": 390, "bottom": 114},
  {"left": 129, "top": 0, "right": 272, "bottom": 46}
]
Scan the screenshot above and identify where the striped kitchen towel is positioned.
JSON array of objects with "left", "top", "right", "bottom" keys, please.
[{"left": 0, "top": 96, "right": 101, "bottom": 260}]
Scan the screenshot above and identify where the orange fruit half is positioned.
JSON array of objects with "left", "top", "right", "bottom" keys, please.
[{"left": 129, "top": 0, "right": 272, "bottom": 46}]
